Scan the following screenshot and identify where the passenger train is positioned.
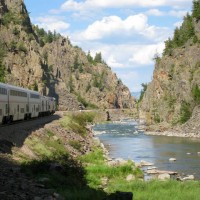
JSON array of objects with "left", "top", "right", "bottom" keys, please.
[{"left": 0, "top": 82, "right": 56, "bottom": 124}]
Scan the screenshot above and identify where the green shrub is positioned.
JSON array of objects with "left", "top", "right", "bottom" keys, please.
[
  {"left": 60, "top": 112, "right": 96, "bottom": 136},
  {"left": 69, "top": 140, "right": 82, "bottom": 150},
  {"left": 13, "top": 27, "right": 20, "bottom": 35},
  {"left": 138, "top": 83, "right": 148, "bottom": 102},
  {"left": 179, "top": 101, "right": 192, "bottom": 124},
  {"left": 163, "top": 12, "right": 195, "bottom": 56},
  {"left": 154, "top": 113, "right": 161, "bottom": 123},
  {"left": 77, "top": 93, "right": 88, "bottom": 107},
  {"left": 1, "top": 11, "right": 19, "bottom": 26},
  {"left": 18, "top": 42, "right": 27, "bottom": 54},
  {"left": 9, "top": 41, "right": 17, "bottom": 51},
  {"left": 192, "top": 84, "right": 200, "bottom": 104}
]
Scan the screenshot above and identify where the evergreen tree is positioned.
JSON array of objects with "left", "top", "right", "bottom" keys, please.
[
  {"left": 192, "top": 0, "right": 200, "bottom": 21},
  {"left": 94, "top": 52, "right": 102, "bottom": 63},
  {"left": 87, "top": 51, "right": 94, "bottom": 64},
  {"left": 73, "top": 54, "right": 79, "bottom": 70}
]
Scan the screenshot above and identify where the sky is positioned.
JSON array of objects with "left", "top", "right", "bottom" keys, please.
[{"left": 24, "top": 0, "right": 193, "bottom": 92}]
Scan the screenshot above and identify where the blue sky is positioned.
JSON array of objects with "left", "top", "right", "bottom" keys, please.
[{"left": 24, "top": 0, "right": 193, "bottom": 92}]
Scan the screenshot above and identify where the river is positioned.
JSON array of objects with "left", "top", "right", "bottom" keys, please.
[{"left": 93, "top": 120, "right": 200, "bottom": 179}]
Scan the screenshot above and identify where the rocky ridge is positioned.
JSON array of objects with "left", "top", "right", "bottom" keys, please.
[
  {"left": 140, "top": 4, "right": 200, "bottom": 135},
  {"left": 0, "top": 0, "right": 135, "bottom": 110}
]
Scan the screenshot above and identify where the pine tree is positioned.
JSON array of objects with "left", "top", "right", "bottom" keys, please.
[
  {"left": 192, "top": 0, "right": 200, "bottom": 21},
  {"left": 94, "top": 52, "right": 102, "bottom": 63}
]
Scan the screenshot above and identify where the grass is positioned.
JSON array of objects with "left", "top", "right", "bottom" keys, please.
[
  {"left": 80, "top": 148, "right": 143, "bottom": 190},
  {"left": 123, "top": 180, "right": 200, "bottom": 200},
  {"left": 60, "top": 112, "right": 96, "bottom": 136},
  {"left": 17, "top": 112, "right": 200, "bottom": 200}
]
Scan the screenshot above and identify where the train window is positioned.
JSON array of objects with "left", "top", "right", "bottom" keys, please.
[
  {"left": 0, "top": 109, "right": 2, "bottom": 116},
  {"left": 30, "top": 93, "right": 40, "bottom": 99},
  {"left": 17, "top": 105, "right": 19, "bottom": 112},
  {"left": 10, "top": 90, "right": 27, "bottom": 97},
  {"left": 0, "top": 87, "right": 7, "bottom": 95}
]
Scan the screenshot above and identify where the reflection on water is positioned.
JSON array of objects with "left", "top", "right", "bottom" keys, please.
[{"left": 94, "top": 121, "right": 200, "bottom": 178}]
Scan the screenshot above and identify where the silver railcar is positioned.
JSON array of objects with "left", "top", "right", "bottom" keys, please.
[{"left": 0, "top": 82, "right": 56, "bottom": 124}]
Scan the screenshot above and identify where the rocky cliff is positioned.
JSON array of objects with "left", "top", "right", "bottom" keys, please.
[
  {"left": 0, "top": 0, "right": 135, "bottom": 110},
  {"left": 140, "top": 1, "right": 200, "bottom": 132}
]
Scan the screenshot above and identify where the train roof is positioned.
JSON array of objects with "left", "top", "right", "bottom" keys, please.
[{"left": 0, "top": 82, "right": 40, "bottom": 94}]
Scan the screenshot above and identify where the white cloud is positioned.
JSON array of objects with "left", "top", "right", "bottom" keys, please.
[
  {"left": 146, "top": 9, "right": 165, "bottom": 16},
  {"left": 34, "top": 16, "right": 70, "bottom": 32},
  {"left": 60, "top": 0, "right": 191, "bottom": 12},
  {"left": 73, "top": 14, "right": 170, "bottom": 42},
  {"left": 119, "top": 71, "right": 141, "bottom": 92},
  {"left": 129, "top": 43, "right": 165, "bottom": 65},
  {"left": 174, "top": 20, "right": 183, "bottom": 28},
  {"left": 81, "top": 14, "right": 147, "bottom": 40},
  {"left": 107, "top": 56, "right": 123, "bottom": 68},
  {"left": 77, "top": 42, "right": 165, "bottom": 69},
  {"left": 169, "top": 10, "right": 188, "bottom": 18}
]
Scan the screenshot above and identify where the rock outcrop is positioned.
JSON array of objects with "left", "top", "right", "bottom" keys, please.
[
  {"left": 0, "top": 0, "right": 135, "bottom": 110},
  {"left": 140, "top": 2, "right": 200, "bottom": 134}
]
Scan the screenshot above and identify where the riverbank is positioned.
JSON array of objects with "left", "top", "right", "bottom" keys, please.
[
  {"left": 92, "top": 117, "right": 200, "bottom": 200},
  {"left": 145, "top": 130, "right": 200, "bottom": 138},
  {"left": 1, "top": 110, "right": 200, "bottom": 200}
]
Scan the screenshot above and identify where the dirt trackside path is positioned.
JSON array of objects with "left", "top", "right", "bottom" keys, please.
[
  {"left": 0, "top": 112, "right": 62, "bottom": 149},
  {"left": 0, "top": 112, "right": 63, "bottom": 200}
]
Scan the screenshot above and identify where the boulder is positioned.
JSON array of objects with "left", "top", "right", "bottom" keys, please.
[
  {"left": 182, "top": 175, "right": 194, "bottom": 181},
  {"left": 126, "top": 174, "right": 135, "bottom": 182},
  {"left": 140, "top": 160, "right": 154, "bottom": 166},
  {"left": 101, "top": 177, "right": 108, "bottom": 186},
  {"left": 158, "top": 173, "right": 170, "bottom": 181},
  {"left": 169, "top": 158, "right": 176, "bottom": 162}
]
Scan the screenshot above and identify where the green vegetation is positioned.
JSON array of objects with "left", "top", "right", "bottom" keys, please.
[
  {"left": 87, "top": 51, "right": 104, "bottom": 65},
  {"left": 1, "top": 11, "right": 20, "bottom": 26},
  {"left": 12, "top": 27, "right": 20, "bottom": 35},
  {"left": 163, "top": 0, "right": 200, "bottom": 56},
  {"left": 69, "top": 140, "right": 82, "bottom": 150},
  {"left": 80, "top": 148, "right": 143, "bottom": 190},
  {"left": 179, "top": 101, "right": 192, "bottom": 124},
  {"left": 68, "top": 75, "right": 74, "bottom": 93},
  {"left": 138, "top": 83, "right": 148, "bottom": 102},
  {"left": 60, "top": 112, "right": 96, "bottom": 136},
  {"left": 0, "top": 41, "right": 6, "bottom": 82},
  {"left": 154, "top": 113, "right": 161, "bottom": 123},
  {"left": 178, "top": 84, "right": 200, "bottom": 124},
  {"left": 1, "top": 11, "right": 32, "bottom": 33},
  {"left": 17, "top": 112, "right": 200, "bottom": 200},
  {"left": 33, "top": 25, "right": 60, "bottom": 46},
  {"left": 192, "top": 84, "right": 200, "bottom": 104},
  {"left": 18, "top": 42, "right": 27, "bottom": 54},
  {"left": 192, "top": 0, "right": 200, "bottom": 21},
  {"left": 94, "top": 52, "right": 103, "bottom": 63},
  {"left": 93, "top": 71, "right": 105, "bottom": 91},
  {"left": 86, "top": 82, "right": 91, "bottom": 93},
  {"left": 77, "top": 93, "right": 89, "bottom": 108}
]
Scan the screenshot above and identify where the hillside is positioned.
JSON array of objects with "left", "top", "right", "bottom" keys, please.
[
  {"left": 0, "top": 0, "right": 135, "bottom": 110},
  {"left": 140, "top": 0, "right": 200, "bottom": 133}
]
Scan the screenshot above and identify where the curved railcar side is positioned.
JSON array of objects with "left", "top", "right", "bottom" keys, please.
[{"left": 0, "top": 82, "right": 56, "bottom": 124}]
